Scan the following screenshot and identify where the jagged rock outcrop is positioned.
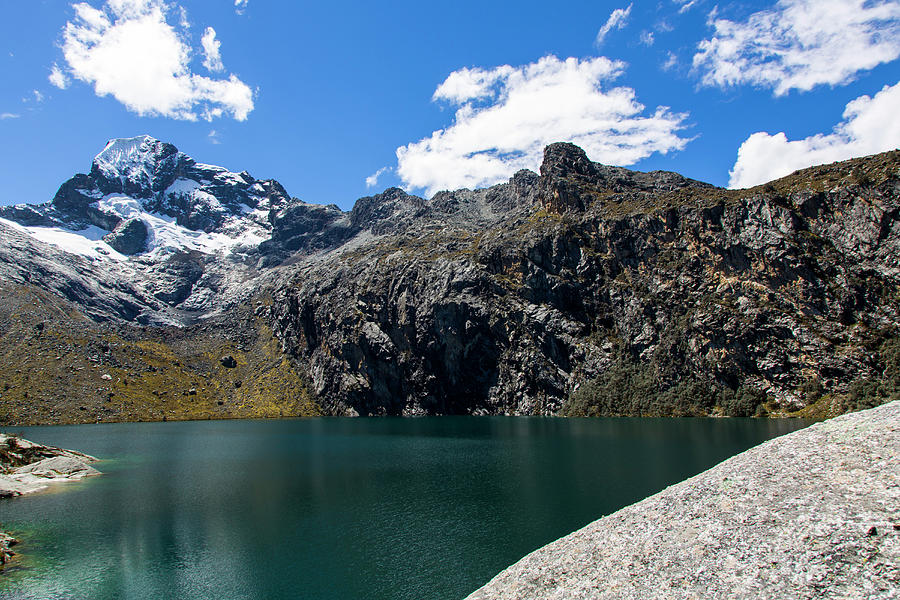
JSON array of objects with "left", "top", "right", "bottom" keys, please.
[
  {"left": 262, "top": 200, "right": 350, "bottom": 258},
  {"left": 0, "top": 137, "right": 898, "bottom": 423},
  {"left": 0, "top": 531, "right": 16, "bottom": 565},
  {"left": 538, "top": 143, "right": 713, "bottom": 212}
]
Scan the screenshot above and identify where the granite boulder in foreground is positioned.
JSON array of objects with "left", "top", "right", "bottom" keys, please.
[{"left": 467, "top": 401, "right": 900, "bottom": 599}]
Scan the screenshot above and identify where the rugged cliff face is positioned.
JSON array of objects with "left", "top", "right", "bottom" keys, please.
[
  {"left": 0, "top": 137, "right": 897, "bottom": 423},
  {"left": 270, "top": 144, "right": 900, "bottom": 416}
]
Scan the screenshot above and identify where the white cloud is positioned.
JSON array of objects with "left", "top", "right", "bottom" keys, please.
[
  {"left": 177, "top": 5, "right": 189, "bottom": 29},
  {"left": 33, "top": 90, "right": 45, "bottom": 103},
  {"left": 366, "top": 167, "right": 390, "bottom": 188},
  {"left": 234, "top": 0, "right": 248, "bottom": 15},
  {"left": 639, "top": 31, "right": 655, "bottom": 46},
  {"left": 656, "top": 19, "right": 674, "bottom": 33},
  {"left": 675, "top": 0, "right": 699, "bottom": 14},
  {"left": 433, "top": 65, "right": 515, "bottom": 104},
  {"left": 694, "top": 0, "right": 900, "bottom": 96},
  {"left": 397, "top": 55, "right": 690, "bottom": 196},
  {"left": 0, "top": 113, "right": 20, "bottom": 120},
  {"left": 729, "top": 80, "right": 900, "bottom": 188},
  {"left": 596, "top": 4, "right": 632, "bottom": 46},
  {"left": 208, "top": 129, "right": 221, "bottom": 144},
  {"left": 662, "top": 51, "right": 679, "bottom": 71},
  {"left": 57, "top": 0, "right": 253, "bottom": 121},
  {"left": 49, "top": 63, "right": 70, "bottom": 89},
  {"left": 201, "top": 26, "right": 223, "bottom": 72}
]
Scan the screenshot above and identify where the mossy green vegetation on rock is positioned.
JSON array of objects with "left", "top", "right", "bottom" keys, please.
[
  {"left": 786, "top": 334, "right": 900, "bottom": 419},
  {"left": 845, "top": 336, "right": 900, "bottom": 410},
  {"left": 561, "top": 350, "right": 769, "bottom": 417},
  {"left": 561, "top": 328, "right": 899, "bottom": 418}
]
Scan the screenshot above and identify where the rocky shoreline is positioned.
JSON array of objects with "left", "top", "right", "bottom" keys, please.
[
  {"left": 0, "top": 434, "right": 100, "bottom": 566},
  {"left": 467, "top": 401, "right": 900, "bottom": 599}
]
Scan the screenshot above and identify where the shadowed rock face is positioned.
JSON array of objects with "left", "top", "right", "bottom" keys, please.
[
  {"left": 103, "top": 218, "right": 148, "bottom": 255},
  {"left": 1, "top": 138, "right": 899, "bottom": 422}
]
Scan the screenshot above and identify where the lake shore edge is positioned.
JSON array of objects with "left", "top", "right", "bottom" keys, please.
[
  {"left": 0, "top": 434, "right": 101, "bottom": 566},
  {"left": 467, "top": 400, "right": 899, "bottom": 599}
]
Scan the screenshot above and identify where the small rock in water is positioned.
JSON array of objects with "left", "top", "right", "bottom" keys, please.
[
  {"left": 0, "top": 532, "right": 18, "bottom": 565},
  {"left": 13, "top": 456, "right": 100, "bottom": 479},
  {"left": 220, "top": 355, "right": 237, "bottom": 368},
  {"left": 867, "top": 526, "right": 878, "bottom": 537}
]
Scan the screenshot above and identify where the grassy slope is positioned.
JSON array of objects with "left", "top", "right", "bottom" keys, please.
[{"left": 0, "top": 283, "right": 321, "bottom": 426}]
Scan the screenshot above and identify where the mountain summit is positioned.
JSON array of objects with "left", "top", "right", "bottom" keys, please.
[{"left": 1, "top": 135, "right": 289, "bottom": 258}]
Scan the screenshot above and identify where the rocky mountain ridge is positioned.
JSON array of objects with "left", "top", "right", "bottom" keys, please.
[{"left": 0, "top": 137, "right": 897, "bottom": 423}]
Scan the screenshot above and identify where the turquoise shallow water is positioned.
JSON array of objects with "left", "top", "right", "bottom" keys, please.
[{"left": 0, "top": 417, "right": 811, "bottom": 600}]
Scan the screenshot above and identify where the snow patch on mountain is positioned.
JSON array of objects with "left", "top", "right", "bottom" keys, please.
[
  {"left": 0, "top": 217, "right": 126, "bottom": 261},
  {"left": 137, "top": 209, "right": 241, "bottom": 255},
  {"left": 194, "top": 163, "right": 249, "bottom": 186},
  {"left": 77, "top": 188, "right": 104, "bottom": 199},
  {"left": 96, "top": 195, "right": 143, "bottom": 219},
  {"left": 1, "top": 191, "right": 269, "bottom": 262},
  {"left": 96, "top": 193, "right": 270, "bottom": 256},
  {"left": 0, "top": 135, "right": 302, "bottom": 289},
  {"left": 165, "top": 178, "right": 203, "bottom": 196}
]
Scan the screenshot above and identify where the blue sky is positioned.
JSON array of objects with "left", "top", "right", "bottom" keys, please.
[{"left": 1, "top": 0, "right": 899, "bottom": 210}]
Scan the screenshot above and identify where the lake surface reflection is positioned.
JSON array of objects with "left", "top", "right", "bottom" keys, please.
[{"left": 0, "top": 416, "right": 812, "bottom": 600}]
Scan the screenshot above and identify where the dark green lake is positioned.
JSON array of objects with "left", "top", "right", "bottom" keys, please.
[{"left": 0, "top": 417, "right": 811, "bottom": 599}]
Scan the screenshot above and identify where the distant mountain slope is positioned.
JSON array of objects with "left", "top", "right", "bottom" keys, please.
[{"left": 0, "top": 138, "right": 897, "bottom": 424}]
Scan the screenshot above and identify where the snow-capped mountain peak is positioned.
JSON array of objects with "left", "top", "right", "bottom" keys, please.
[
  {"left": 0, "top": 136, "right": 291, "bottom": 259},
  {"left": 90, "top": 135, "right": 186, "bottom": 199},
  {"left": 94, "top": 135, "right": 165, "bottom": 175},
  {"left": 0, "top": 136, "right": 307, "bottom": 318}
]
